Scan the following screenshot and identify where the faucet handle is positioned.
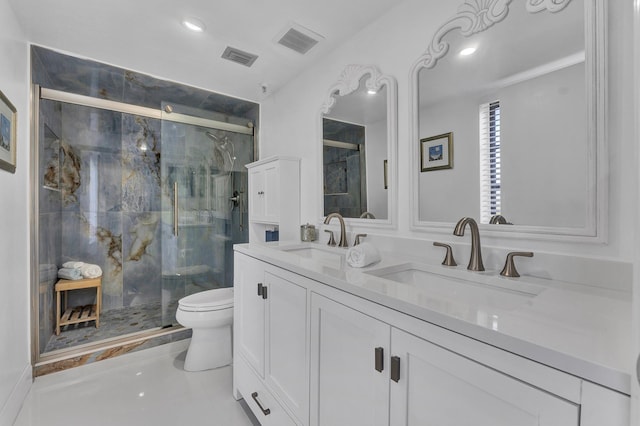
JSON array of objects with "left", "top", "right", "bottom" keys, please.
[
  {"left": 433, "top": 242, "right": 457, "bottom": 267},
  {"left": 500, "top": 252, "right": 534, "bottom": 278},
  {"left": 324, "top": 229, "right": 336, "bottom": 247},
  {"left": 354, "top": 234, "right": 367, "bottom": 246}
]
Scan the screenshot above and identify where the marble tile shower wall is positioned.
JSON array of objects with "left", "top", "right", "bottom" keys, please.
[{"left": 33, "top": 46, "right": 257, "bottom": 349}]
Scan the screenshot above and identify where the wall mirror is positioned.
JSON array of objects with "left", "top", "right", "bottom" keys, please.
[
  {"left": 409, "top": 0, "right": 606, "bottom": 240},
  {"left": 320, "top": 65, "right": 397, "bottom": 227}
]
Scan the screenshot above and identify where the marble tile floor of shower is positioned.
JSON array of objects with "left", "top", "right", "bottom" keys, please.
[
  {"left": 15, "top": 339, "right": 259, "bottom": 426},
  {"left": 44, "top": 301, "right": 178, "bottom": 353}
]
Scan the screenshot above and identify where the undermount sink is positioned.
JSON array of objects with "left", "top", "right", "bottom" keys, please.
[
  {"left": 279, "top": 245, "right": 346, "bottom": 268},
  {"left": 365, "top": 262, "right": 545, "bottom": 298}
]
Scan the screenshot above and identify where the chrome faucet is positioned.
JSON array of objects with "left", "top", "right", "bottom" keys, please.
[
  {"left": 324, "top": 213, "right": 348, "bottom": 247},
  {"left": 453, "top": 217, "right": 485, "bottom": 271}
]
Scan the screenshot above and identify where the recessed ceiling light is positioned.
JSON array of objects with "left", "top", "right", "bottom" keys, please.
[
  {"left": 459, "top": 47, "right": 477, "bottom": 56},
  {"left": 367, "top": 89, "right": 377, "bottom": 95},
  {"left": 182, "top": 17, "right": 206, "bottom": 32}
]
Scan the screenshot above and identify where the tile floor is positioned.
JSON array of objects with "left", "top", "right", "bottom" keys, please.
[
  {"left": 44, "top": 301, "right": 176, "bottom": 352},
  {"left": 14, "top": 340, "right": 258, "bottom": 426}
]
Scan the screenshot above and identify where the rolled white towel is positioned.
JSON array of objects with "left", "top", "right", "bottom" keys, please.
[
  {"left": 346, "top": 242, "right": 381, "bottom": 268},
  {"left": 63, "top": 261, "right": 85, "bottom": 269},
  {"left": 79, "top": 263, "right": 103, "bottom": 279}
]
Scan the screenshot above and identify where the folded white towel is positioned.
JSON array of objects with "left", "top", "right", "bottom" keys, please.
[
  {"left": 58, "top": 268, "right": 83, "bottom": 280},
  {"left": 63, "top": 261, "right": 85, "bottom": 269},
  {"left": 79, "top": 264, "right": 103, "bottom": 279},
  {"left": 346, "top": 242, "right": 381, "bottom": 268}
]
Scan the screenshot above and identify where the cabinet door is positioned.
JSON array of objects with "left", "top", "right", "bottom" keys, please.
[
  {"left": 248, "top": 168, "right": 265, "bottom": 221},
  {"left": 310, "top": 294, "right": 390, "bottom": 426},
  {"left": 262, "top": 162, "right": 280, "bottom": 222},
  {"left": 265, "top": 272, "right": 308, "bottom": 424},
  {"left": 389, "top": 328, "right": 580, "bottom": 426},
  {"left": 234, "top": 253, "right": 265, "bottom": 376}
]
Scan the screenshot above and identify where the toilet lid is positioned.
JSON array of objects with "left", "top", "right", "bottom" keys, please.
[{"left": 178, "top": 287, "right": 234, "bottom": 312}]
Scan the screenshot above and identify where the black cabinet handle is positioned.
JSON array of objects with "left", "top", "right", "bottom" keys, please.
[
  {"left": 390, "top": 356, "right": 400, "bottom": 382},
  {"left": 251, "top": 392, "right": 271, "bottom": 416},
  {"left": 375, "top": 347, "right": 384, "bottom": 372},
  {"left": 262, "top": 286, "right": 268, "bottom": 299},
  {"left": 257, "top": 283, "right": 263, "bottom": 297}
]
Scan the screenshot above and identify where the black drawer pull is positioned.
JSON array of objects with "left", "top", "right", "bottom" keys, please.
[
  {"left": 391, "top": 356, "right": 400, "bottom": 382},
  {"left": 262, "top": 286, "right": 268, "bottom": 299},
  {"left": 251, "top": 391, "right": 271, "bottom": 416},
  {"left": 257, "top": 283, "right": 263, "bottom": 297},
  {"left": 375, "top": 347, "right": 384, "bottom": 372}
]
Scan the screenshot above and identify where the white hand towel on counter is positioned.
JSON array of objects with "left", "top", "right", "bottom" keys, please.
[
  {"left": 79, "top": 263, "right": 103, "bottom": 279},
  {"left": 346, "top": 242, "right": 381, "bottom": 268},
  {"left": 63, "top": 261, "right": 85, "bottom": 269}
]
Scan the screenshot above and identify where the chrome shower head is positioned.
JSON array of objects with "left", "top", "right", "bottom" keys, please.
[
  {"left": 205, "top": 131, "right": 230, "bottom": 149},
  {"left": 205, "top": 131, "right": 219, "bottom": 142}
]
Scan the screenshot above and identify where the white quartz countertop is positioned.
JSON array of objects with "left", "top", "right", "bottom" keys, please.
[{"left": 235, "top": 241, "right": 632, "bottom": 395}]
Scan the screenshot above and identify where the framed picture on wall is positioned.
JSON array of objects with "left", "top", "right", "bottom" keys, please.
[
  {"left": 420, "top": 132, "right": 452, "bottom": 172},
  {"left": 0, "top": 90, "right": 17, "bottom": 173}
]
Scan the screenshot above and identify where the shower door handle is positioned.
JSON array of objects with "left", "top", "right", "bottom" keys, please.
[{"left": 173, "top": 182, "right": 179, "bottom": 236}]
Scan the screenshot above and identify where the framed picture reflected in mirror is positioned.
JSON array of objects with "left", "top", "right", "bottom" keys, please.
[{"left": 420, "top": 132, "right": 452, "bottom": 172}]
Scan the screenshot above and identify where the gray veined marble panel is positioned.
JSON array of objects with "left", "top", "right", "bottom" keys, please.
[
  {"left": 199, "top": 93, "right": 259, "bottom": 122},
  {"left": 61, "top": 211, "right": 123, "bottom": 310},
  {"left": 122, "top": 115, "right": 162, "bottom": 212},
  {"left": 31, "top": 47, "right": 54, "bottom": 89},
  {"left": 60, "top": 144, "right": 123, "bottom": 214},
  {"left": 123, "top": 71, "right": 209, "bottom": 111},
  {"left": 32, "top": 46, "right": 125, "bottom": 101},
  {"left": 60, "top": 103, "right": 122, "bottom": 153},
  {"left": 39, "top": 101, "right": 64, "bottom": 214},
  {"left": 38, "top": 212, "right": 62, "bottom": 269},
  {"left": 122, "top": 212, "right": 162, "bottom": 307}
]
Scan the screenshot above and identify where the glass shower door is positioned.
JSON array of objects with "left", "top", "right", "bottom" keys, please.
[{"left": 160, "top": 102, "right": 252, "bottom": 326}]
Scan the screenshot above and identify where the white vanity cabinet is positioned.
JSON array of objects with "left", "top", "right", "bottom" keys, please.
[
  {"left": 310, "top": 293, "right": 580, "bottom": 426},
  {"left": 233, "top": 252, "right": 309, "bottom": 426},
  {"left": 234, "top": 248, "right": 630, "bottom": 426},
  {"left": 246, "top": 156, "right": 300, "bottom": 243}
]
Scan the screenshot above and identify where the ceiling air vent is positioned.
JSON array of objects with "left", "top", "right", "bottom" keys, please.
[
  {"left": 276, "top": 23, "right": 323, "bottom": 55},
  {"left": 221, "top": 46, "right": 258, "bottom": 67}
]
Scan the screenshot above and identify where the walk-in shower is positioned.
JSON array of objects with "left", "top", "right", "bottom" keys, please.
[{"left": 31, "top": 46, "right": 258, "bottom": 371}]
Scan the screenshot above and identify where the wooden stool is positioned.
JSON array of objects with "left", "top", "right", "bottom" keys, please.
[{"left": 55, "top": 277, "right": 102, "bottom": 335}]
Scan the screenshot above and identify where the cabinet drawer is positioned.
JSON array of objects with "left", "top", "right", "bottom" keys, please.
[{"left": 236, "top": 356, "right": 297, "bottom": 426}]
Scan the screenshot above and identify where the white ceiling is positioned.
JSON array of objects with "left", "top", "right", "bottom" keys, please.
[{"left": 8, "top": 0, "right": 401, "bottom": 101}]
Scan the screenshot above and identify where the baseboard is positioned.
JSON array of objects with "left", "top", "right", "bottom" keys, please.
[{"left": 0, "top": 363, "right": 32, "bottom": 426}]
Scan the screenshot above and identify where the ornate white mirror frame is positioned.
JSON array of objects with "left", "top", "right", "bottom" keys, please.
[
  {"left": 319, "top": 64, "right": 398, "bottom": 229},
  {"left": 408, "top": 0, "right": 607, "bottom": 242}
]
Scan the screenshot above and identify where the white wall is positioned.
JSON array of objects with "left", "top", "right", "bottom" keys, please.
[
  {"left": 0, "top": 0, "right": 32, "bottom": 424},
  {"left": 261, "top": 0, "right": 636, "bottom": 262},
  {"left": 365, "top": 118, "right": 388, "bottom": 219}
]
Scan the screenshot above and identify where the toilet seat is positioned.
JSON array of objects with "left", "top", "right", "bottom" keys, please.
[{"left": 178, "top": 287, "right": 234, "bottom": 312}]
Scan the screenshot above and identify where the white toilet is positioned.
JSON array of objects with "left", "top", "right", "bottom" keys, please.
[{"left": 176, "top": 287, "right": 234, "bottom": 372}]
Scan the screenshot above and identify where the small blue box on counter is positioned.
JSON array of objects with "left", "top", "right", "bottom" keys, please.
[{"left": 266, "top": 230, "right": 279, "bottom": 242}]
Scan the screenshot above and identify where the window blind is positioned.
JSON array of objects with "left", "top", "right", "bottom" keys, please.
[{"left": 479, "top": 101, "right": 501, "bottom": 223}]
